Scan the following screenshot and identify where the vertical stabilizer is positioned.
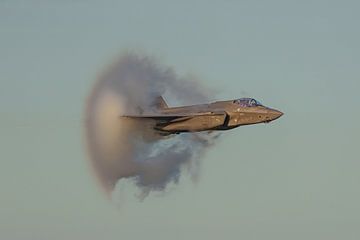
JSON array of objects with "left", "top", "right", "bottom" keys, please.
[{"left": 153, "top": 96, "right": 168, "bottom": 109}]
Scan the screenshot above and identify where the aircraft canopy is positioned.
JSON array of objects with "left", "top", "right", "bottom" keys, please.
[{"left": 233, "top": 98, "right": 262, "bottom": 107}]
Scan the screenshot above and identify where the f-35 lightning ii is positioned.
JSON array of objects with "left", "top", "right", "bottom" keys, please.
[{"left": 122, "top": 96, "right": 283, "bottom": 135}]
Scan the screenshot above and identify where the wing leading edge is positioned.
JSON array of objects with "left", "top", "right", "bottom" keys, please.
[{"left": 121, "top": 111, "right": 225, "bottom": 121}]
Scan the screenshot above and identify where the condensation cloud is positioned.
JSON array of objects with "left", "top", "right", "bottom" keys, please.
[{"left": 84, "top": 53, "right": 218, "bottom": 198}]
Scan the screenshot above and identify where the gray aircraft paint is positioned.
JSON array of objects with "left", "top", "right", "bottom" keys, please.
[{"left": 123, "top": 96, "right": 283, "bottom": 135}]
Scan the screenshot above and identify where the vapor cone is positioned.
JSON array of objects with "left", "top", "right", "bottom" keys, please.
[{"left": 84, "top": 53, "right": 217, "bottom": 198}]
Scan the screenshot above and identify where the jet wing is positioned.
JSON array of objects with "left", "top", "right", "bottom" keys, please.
[
  {"left": 122, "top": 111, "right": 229, "bottom": 133},
  {"left": 121, "top": 111, "right": 227, "bottom": 122}
]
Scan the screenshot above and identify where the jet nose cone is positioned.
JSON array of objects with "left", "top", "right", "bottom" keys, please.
[
  {"left": 273, "top": 110, "right": 283, "bottom": 120},
  {"left": 264, "top": 109, "right": 283, "bottom": 123}
]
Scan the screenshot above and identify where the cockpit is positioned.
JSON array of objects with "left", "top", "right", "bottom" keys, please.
[{"left": 233, "top": 98, "right": 262, "bottom": 107}]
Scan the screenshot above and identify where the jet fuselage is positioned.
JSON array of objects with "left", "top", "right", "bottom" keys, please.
[{"left": 140, "top": 97, "right": 283, "bottom": 134}]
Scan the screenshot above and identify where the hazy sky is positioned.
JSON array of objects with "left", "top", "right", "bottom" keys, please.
[{"left": 1, "top": 1, "right": 359, "bottom": 239}]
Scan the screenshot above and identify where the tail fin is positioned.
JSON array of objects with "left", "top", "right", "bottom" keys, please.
[{"left": 153, "top": 96, "right": 168, "bottom": 109}]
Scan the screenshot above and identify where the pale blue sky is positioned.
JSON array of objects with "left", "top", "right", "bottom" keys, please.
[{"left": 1, "top": 1, "right": 359, "bottom": 239}]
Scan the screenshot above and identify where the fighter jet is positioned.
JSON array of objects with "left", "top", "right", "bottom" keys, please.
[{"left": 122, "top": 96, "right": 283, "bottom": 135}]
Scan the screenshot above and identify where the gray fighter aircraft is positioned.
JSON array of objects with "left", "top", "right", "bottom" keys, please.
[{"left": 122, "top": 96, "right": 283, "bottom": 135}]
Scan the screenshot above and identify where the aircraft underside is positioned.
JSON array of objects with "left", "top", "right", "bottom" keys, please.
[{"left": 153, "top": 113, "right": 233, "bottom": 135}]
